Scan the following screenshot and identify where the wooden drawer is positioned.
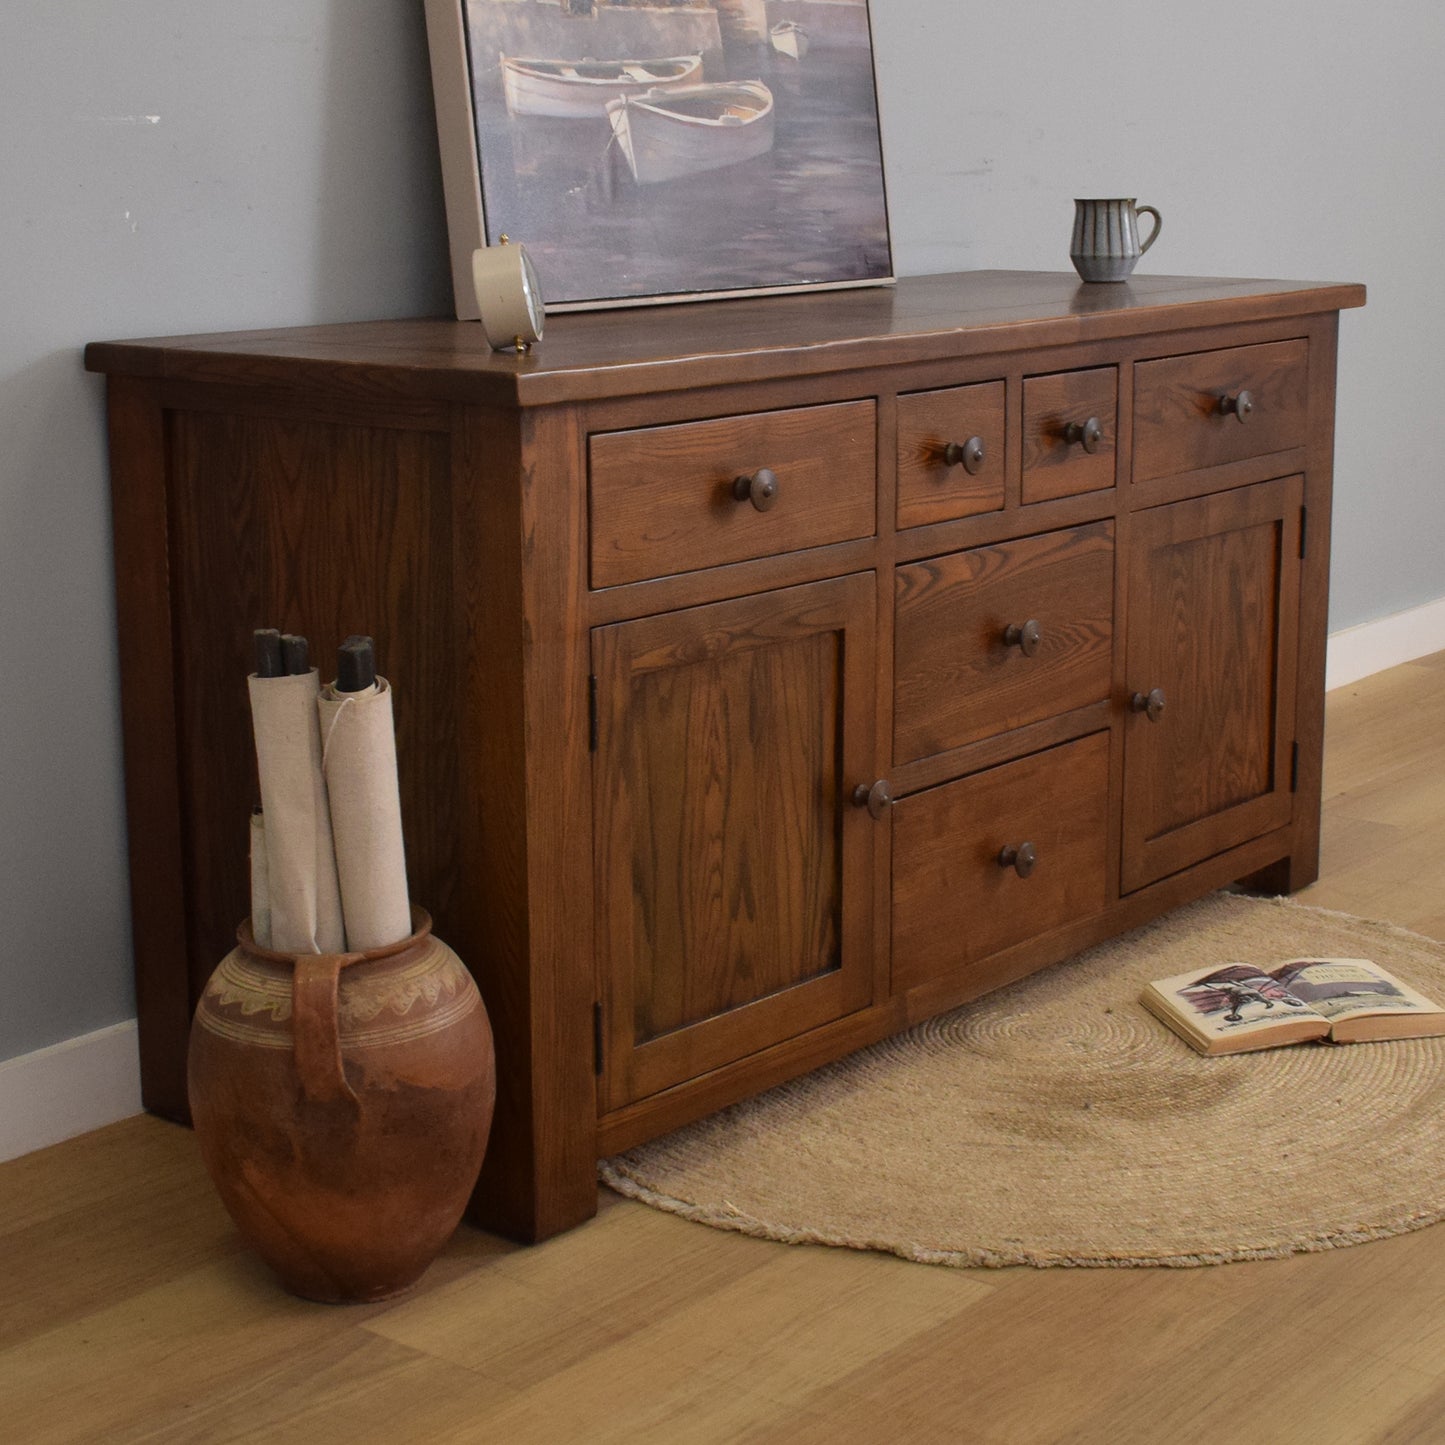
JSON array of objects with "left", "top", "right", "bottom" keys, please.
[
  {"left": 896, "top": 381, "right": 1006, "bottom": 528},
  {"left": 1133, "top": 339, "right": 1309, "bottom": 482},
  {"left": 892, "top": 732, "right": 1110, "bottom": 992},
  {"left": 1021, "top": 366, "right": 1117, "bottom": 503},
  {"left": 893, "top": 520, "right": 1114, "bottom": 763},
  {"left": 589, "top": 400, "right": 876, "bottom": 587}
]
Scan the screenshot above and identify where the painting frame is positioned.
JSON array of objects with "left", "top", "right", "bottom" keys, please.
[{"left": 424, "top": 0, "right": 894, "bottom": 319}]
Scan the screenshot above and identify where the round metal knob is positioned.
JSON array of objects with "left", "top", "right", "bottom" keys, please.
[
  {"left": 1063, "top": 416, "right": 1103, "bottom": 453},
  {"left": 1217, "top": 390, "right": 1255, "bottom": 424},
  {"left": 1129, "top": 687, "right": 1167, "bottom": 723},
  {"left": 1003, "top": 619, "right": 1042, "bottom": 657},
  {"left": 732, "top": 467, "right": 780, "bottom": 512},
  {"left": 942, "top": 435, "right": 987, "bottom": 475},
  {"left": 998, "top": 842, "right": 1037, "bottom": 878},
  {"left": 852, "top": 779, "right": 894, "bottom": 821}
]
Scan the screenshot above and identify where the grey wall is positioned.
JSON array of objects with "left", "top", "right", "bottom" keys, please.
[
  {"left": 0, "top": 1, "right": 452, "bottom": 1062},
  {"left": 1, "top": 0, "right": 1438, "bottom": 1064}
]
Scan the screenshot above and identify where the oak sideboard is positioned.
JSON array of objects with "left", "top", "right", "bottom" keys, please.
[{"left": 87, "top": 270, "right": 1365, "bottom": 1241}]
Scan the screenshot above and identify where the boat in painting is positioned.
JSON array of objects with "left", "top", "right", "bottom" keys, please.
[
  {"left": 606, "top": 81, "right": 776, "bottom": 185},
  {"left": 501, "top": 54, "right": 704, "bottom": 119},
  {"left": 769, "top": 22, "right": 810, "bottom": 60},
  {"left": 765, "top": 0, "right": 873, "bottom": 49}
]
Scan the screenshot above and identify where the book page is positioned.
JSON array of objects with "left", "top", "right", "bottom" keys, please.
[
  {"left": 1146, "top": 962, "right": 1325, "bottom": 1047},
  {"left": 1266, "top": 958, "right": 1443, "bottom": 1023}
]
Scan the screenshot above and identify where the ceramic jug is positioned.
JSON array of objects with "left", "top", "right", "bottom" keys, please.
[
  {"left": 188, "top": 908, "right": 495, "bottom": 1303},
  {"left": 1070, "top": 198, "right": 1162, "bottom": 283}
]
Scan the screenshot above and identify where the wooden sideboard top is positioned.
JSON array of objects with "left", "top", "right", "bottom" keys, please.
[{"left": 84, "top": 270, "right": 1365, "bottom": 409}]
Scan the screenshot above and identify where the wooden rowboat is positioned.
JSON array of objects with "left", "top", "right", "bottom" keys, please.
[
  {"left": 501, "top": 54, "right": 703, "bottom": 119},
  {"left": 606, "top": 81, "right": 776, "bottom": 185},
  {"left": 770, "top": 22, "right": 810, "bottom": 60}
]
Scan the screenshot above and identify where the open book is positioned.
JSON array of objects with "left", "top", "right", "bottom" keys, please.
[{"left": 1139, "top": 957, "right": 1445, "bottom": 1056}]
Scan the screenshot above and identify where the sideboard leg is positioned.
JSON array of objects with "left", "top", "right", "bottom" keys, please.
[{"left": 1237, "top": 843, "right": 1321, "bottom": 897}]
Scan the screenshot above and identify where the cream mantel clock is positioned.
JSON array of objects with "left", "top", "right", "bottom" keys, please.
[{"left": 471, "top": 236, "right": 545, "bottom": 352}]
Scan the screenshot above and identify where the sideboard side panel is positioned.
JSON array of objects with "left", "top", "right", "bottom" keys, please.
[
  {"left": 106, "top": 377, "right": 193, "bottom": 1120},
  {"left": 453, "top": 403, "right": 599, "bottom": 1242}
]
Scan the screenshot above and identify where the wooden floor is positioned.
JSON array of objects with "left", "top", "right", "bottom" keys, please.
[{"left": 5, "top": 653, "right": 1445, "bottom": 1445}]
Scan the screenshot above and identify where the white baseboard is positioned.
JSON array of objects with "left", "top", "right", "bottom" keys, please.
[
  {"left": 1326, "top": 596, "right": 1445, "bottom": 692},
  {"left": 0, "top": 1021, "right": 143, "bottom": 1163}
]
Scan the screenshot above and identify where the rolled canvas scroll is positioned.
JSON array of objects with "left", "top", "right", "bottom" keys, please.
[
  {"left": 317, "top": 677, "right": 412, "bottom": 950},
  {"left": 247, "top": 670, "right": 346, "bottom": 954}
]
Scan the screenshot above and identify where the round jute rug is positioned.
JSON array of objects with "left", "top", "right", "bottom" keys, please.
[{"left": 601, "top": 894, "right": 1445, "bottom": 1268}]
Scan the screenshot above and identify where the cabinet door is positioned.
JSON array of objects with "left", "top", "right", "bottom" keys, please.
[
  {"left": 593, "top": 575, "right": 876, "bottom": 1113},
  {"left": 1121, "top": 476, "right": 1303, "bottom": 893}
]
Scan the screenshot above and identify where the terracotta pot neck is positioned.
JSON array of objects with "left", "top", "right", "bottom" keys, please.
[{"left": 236, "top": 907, "right": 433, "bottom": 967}]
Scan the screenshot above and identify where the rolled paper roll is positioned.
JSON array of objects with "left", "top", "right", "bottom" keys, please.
[
  {"left": 253, "top": 629, "right": 283, "bottom": 679},
  {"left": 317, "top": 676, "right": 412, "bottom": 950},
  {"left": 249, "top": 806, "right": 272, "bottom": 949},
  {"left": 247, "top": 669, "right": 346, "bottom": 954}
]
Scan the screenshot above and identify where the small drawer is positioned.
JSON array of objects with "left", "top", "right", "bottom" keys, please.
[
  {"left": 896, "top": 381, "right": 1006, "bottom": 529},
  {"left": 893, "top": 520, "right": 1114, "bottom": 763},
  {"left": 589, "top": 400, "right": 876, "bottom": 588},
  {"left": 891, "top": 732, "right": 1110, "bottom": 991},
  {"left": 1133, "top": 339, "right": 1309, "bottom": 482},
  {"left": 1021, "top": 366, "right": 1118, "bottom": 503}
]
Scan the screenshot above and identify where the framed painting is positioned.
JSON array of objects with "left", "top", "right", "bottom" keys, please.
[{"left": 424, "top": 0, "right": 893, "bottom": 317}]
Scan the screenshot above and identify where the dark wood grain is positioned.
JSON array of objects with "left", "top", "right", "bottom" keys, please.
[
  {"left": 105, "top": 379, "right": 194, "bottom": 1121},
  {"left": 588, "top": 400, "right": 876, "bottom": 587},
  {"left": 593, "top": 574, "right": 875, "bottom": 1113},
  {"left": 1021, "top": 366, "right": 1119, "bottom": 503},
  {"left": 598, "top": 820, "right": 1297, "bottom": 1155},
  {"left": 166, "top": 405, "right": 459, "bottom": 999},
  {"left": 1121, "top": 476, "right": 1303, "bottom": 892},
  {"left": 896, "top": 381, "right": 1007, "bottom": 529},
  {"left": 1133, "top": 339, "right": 1310, "bottom": 482},
  {"left": 84, "top": 272, "right": 1365, "bottom": 408},
  {"left": 893, "top": 522, "right": 1115, "bottom": 762},
  {"left": 510, "top": 404, "right": 602, "bottom": 1239},
  {"left": 89, "top": 273, "right": 1360, "bottom": 1242},
  {"left": 891, "top": 732, "right": 1111, "bottom": 991}
]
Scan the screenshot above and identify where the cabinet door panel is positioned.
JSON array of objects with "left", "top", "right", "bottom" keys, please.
[
  {"left": 594, "top": 575, "right": 876, "bottom": 1112},
  {"left": 1121, "top": 477, "right": 1303, "bottom": 892}
]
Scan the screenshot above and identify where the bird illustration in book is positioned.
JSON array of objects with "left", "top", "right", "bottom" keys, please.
[{"left": 1180, "top": 965, "right": 1312, "bottom": 1025}]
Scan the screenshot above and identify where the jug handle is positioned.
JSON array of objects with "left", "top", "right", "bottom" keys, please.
[
  {"left": 292, "top": 951, "right": 366, "bottom": 1105},
  {"left": 1137, "top": 205, "right": 1162, "bottom": 255}
]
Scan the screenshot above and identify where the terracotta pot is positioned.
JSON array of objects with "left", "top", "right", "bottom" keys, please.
[{"left": 188, "top": 908, "right": 495, "bottom": 1303}]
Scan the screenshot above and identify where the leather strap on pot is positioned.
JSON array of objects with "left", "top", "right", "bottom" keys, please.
[{"left": 292, "top": 952, "right": 365, "bottom": 1105}]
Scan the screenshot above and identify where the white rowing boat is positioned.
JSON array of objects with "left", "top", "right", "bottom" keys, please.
[
  {"left": 769, "top": 22, "right": 810, "bottom": 60},
  {"left": 606, "top": 81, "right": 776, "bottom": 185},
  {"left": 500, "top": 54, "right": 703, "bottom": 119}
]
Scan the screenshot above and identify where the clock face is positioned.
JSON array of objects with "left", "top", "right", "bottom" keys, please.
[
  {"left": 472, "top": 241, "right": 545, "bottom": 350},
  {"left": 519, "top": 248, "right": 545, "bottom": 337}
]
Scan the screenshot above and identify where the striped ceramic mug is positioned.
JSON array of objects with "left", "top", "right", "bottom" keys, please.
[{"left": 1070, "top": 198, "right": 1162, "bottom": 282}]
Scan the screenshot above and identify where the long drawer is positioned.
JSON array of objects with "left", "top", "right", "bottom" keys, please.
[
  {"left": 589, "top": 400, "right": 877, "bottom": 587},
  {"left": 893, "top": 520, "right": 1115, "bottom": 763},
  {"left": 891, "top": 732, "right": 1111, "bottom": 992},
  {"left": 1133, "top": 339, "right": 1309, "bottom": 482}
]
